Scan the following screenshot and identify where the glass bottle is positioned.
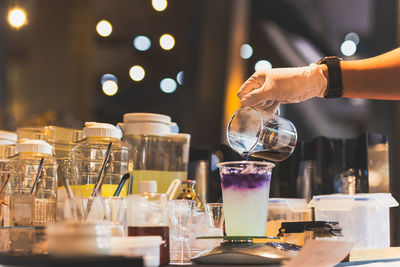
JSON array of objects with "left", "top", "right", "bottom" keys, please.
[
  {"left": 176, "top": 180, "right": 204, "bottom": 211},
  {"left": 9, "top": 139, "right": 57, "bottom": 226},
  {"left": 71, "top": 122, "right": 129, "bottom": 197}
]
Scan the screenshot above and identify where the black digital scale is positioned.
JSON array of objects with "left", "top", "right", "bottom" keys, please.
[{"left": 192, "top": 236, "right": 300, "bottom": 265}]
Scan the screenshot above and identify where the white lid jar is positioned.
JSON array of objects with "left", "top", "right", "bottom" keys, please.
[
  {"left": 119, "top": 113, "right": 190, "bottom": 194},
  {"left": 16, "top": 139, "right": 53, "bottom": 155},
  {"left": 83, "top": 122, "right": 122, "bottom": 139},
  {"left": 118, "top": 113, "right": 172, "bottom": 136}
]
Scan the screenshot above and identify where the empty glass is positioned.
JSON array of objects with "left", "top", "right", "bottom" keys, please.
[
  {"left": 169, "top": 199, "right": 194, "bottom": 265},
  {"left": 227, "top": 106, "right": 297, "bottom": 162},
  {"left": 205, "top": 203, "right": 224, "bottom": 229}
]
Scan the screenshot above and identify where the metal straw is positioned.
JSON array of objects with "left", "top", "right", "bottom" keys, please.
[
  {"left": 63, "top": 176, "right": 74, "bottom": 198},
  {"left": 113, "top": 173, "right": 130, "bottom": 197},
  {"left": 0, "top": 173, "right": 10, "bottom": 194},
  {"left": 128, "top": 174, "right": 134, "bottom": 195},
  {"left": 30, "top": 158, "right": 45, "bottom": 195},
  {"left": 91, "top": 142, "right": 113, "bottom": 197}
]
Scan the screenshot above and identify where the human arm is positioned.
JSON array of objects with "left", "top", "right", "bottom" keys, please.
[{"left": 238, "top": 47, "right": 400, "bottom": 109}]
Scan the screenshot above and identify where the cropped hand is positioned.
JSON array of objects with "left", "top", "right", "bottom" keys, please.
[{"left": 237, "top": 64, "right": 327, "bottom": 112}]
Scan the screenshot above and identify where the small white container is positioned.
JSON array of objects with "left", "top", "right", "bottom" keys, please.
[
  {"left": 266, "top": 198, "right": 312, "bottom": 237},
  {"left": 47, "top": 221, "right": 112, "bottom": 256},
  {"left": 309, "top": 193, "right": 399, "bottom": 249},
  {"left": 111, "top": 236, "right": 163, "bottom": 267}
]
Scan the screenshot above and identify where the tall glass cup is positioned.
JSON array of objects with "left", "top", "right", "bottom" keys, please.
[
  {"left": 227, "top": 106, "right": 297, "bottom": 162},
  {"left": 217, "top": 161, "right": 274, "bottom": 236}
]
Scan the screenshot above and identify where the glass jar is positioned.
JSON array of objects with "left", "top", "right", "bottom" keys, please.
[
  {"left": 72, "top": 122, "right": 128, "bottom": 197},
  {"left": 119, "top": 113, "right": 190, "bottom": 194},
  {"left": 9, "top": 139, "right": 57, "bottom": 226}
]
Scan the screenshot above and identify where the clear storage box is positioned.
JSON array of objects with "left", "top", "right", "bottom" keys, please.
[
  {"left": 309, "top": 193, "right": 399, "bottom": 249},
  {"left": 266, "top": 198, "right": 312, "bottom": 237}
]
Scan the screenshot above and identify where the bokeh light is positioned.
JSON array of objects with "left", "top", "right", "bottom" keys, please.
[
  {"left": 96, "top": 20, "right": 112, "bottom": 37},
  {"left": 345, "top": 32, "right": 360, "bottom": 45},
  {"left": 102, "top": 80, "right": 118, "bottom": 96},
  {"left": 159, "top": 34, "right": 175, "bottom": 50},
  {"left": 254, "top": 60, "right": 272, "bottom": 71},
  {"left": 133, "top": 35, "right": 151, "bottom": 51},
  {"left": 8, "top": 8, "right": 27, "bottom": 28},
  {"left": 176, "top": 71, "right": 184, "bottom": 85},
  {"left": 240, "top": 44, "right": 253, "bottom": 59},
  {"left": 160, "top": 78, "right": 177, "bottom": 93},
  {"left": 101, "top": 74, "right": 118, "bottom": 85},
  {"left": 152, "top": 0, "right": 168, "bottom": 12},
  {"left": 341, "top": 40, "right": 357, "bottom": 56},
  {"left": 129, "top": 65, "right": 145, "bottom": 81}
]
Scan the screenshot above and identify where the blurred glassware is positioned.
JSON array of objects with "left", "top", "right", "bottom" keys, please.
[
  {"left": 72, "top": 122, "right": 129, "bottom": 197},
  {"left": 119, "top": 113, "right": 190, "bottom": 194},
  {"left": 126, "top": 193, "right": 170, "bottom": 266},
  {"left": 227, "top": 106, "right": 297, "bottom": 162},
  {"left": 9, "top": 140, "right": 57, "bottom": 226},
  {"left": 169, "top": 199, "right": 194, "bottom": 265},
  {"left": 103, "top": 197, "right": 127, "bottom": 237},
  {"left": 205, "top": 203, "right": 224, "bottom": 229},
  {"left": 16, "top": 126, "right": 82, "bottom": 203}
]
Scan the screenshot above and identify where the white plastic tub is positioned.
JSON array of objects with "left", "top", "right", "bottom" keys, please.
[
  {"left": 111, "top": 236, "right": 163, "bottom": 267},
  {"left": 309, "top": 193, "right": 398, "bottom": 249}
]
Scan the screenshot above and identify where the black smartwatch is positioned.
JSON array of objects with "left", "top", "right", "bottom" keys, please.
[{"left": 317, "top": 56, "right": 343, "bottom": 98}]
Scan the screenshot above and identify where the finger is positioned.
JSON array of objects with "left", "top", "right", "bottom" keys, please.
[
  {"left": 237, "top": 73, "right": 265, "bottom": 99},
  {"left": 261, "top": 101, "right": 280, "bottom": 114},
  {"left": 240, "top": 88, "right": 267, "bottom": 106}
]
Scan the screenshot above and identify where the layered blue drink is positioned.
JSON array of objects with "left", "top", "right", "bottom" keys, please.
[{"left": 217, "top": 161, "right": 274, "bottom": 236}]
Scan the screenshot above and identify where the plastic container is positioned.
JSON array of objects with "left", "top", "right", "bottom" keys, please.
[
  {"left": 17, "top": 126, "right": 82, "bottom": 201},
  {"left": 118, "top": 113, "right": 190, "bottom": 194},
  {"left": 111, "top": 236, "right": 163, "bottom": 267},
  {"left": 309, "top": 193, "right": 399, "bottom": 249},
  {"left": 71, "top": 122, "right": 128, "bottom": 197},
  {"left": 47, "top": 221, "right": 112, "bottom": 256},
  {"left": 9, "top": 139, "right": 57, "bottom": 226},
  {"left": 266, "top": 198, "right": 312, "bottom": 237}
]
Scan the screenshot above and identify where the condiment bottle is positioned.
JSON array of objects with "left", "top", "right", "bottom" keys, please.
[
  {"left": 176, "top": 180, "right": 204, "bottom": 211},
  {"left": 9, "top": 139, "right": 57, "bottom": 226},
  {"left": 72, "top": 122, "right": 128, "bottom": 197}
]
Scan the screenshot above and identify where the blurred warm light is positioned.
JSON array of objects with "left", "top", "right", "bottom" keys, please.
[
  {"left": 152, "top": 0, "right": 168, "bottom": 12},
  {"left": 133, "top": 35, "right": 151, "bottom": 51},
  {"left": 254, "top": 60, "right": 272, "bottom": 71},
  {"left": 8, "top": 8, "right": 27, "bottom": 28},
  {"left": 96, "top": 20, "right": 112, "bottom": 37},
  {"left": 159, "top": 34, "right": 175, "bottom": 50},
  {"left": 341, "top": 40, "right": 357, "bottom": 56},
  {"left": 240, "top": 44, "right": 253, "bottom": 59},
  {"left": 345, "top": 32, "right": 360, "bottom": 45},
  {"left": 160, "top": 78, "right": 177, "bottom": 93},
  {"left": 101, "top": 74, "right": 118, "bottom": 85},
  {"left": 102, "top": 80, "right": 118, "bottom": 96},
  {"left": 129, "top": 65, "right": 145, "bottom": 81},
  {"left": 176, "top": 71, "right": 184, "bottom": 85}
]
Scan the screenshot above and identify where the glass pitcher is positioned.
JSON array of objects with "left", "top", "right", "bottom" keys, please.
[{"left": 227, "top": 106, "right": 297, "bottom": 162}]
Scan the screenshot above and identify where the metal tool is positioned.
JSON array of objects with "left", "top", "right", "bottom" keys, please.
[
  {"left": 30, "top": 157, "right": 45, "bottom": 195},
  {"left": 113, "top": 173, "right": 130, "bottom": 196},
  {"left": 91, "top": 142, "right": 113, "bottom": 197},
  {"left": 128, "top": 174, "right": 134, "bottom": 195}
]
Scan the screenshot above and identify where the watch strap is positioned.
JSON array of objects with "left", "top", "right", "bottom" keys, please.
[{"left": 318, "top": 56, "right": 343, "bottom": 98}]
